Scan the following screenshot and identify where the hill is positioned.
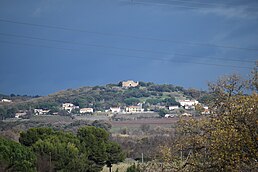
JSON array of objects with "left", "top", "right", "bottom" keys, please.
[{"left": 0, "top": 81, "right": 210, "bottom": 119}]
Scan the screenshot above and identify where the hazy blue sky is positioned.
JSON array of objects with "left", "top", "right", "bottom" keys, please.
[{"left": 0, "top": 0, "right": 257, "bottom": 95}]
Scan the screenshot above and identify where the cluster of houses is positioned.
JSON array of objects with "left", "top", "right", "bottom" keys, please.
[
  {"left": 108, "top": 104, "right": 144, "bottom": 113},
  {"left": 60, "top": 102, "right": 145, "bottom": 114},
  {"left": 14, "top": 98, "right": 210, "bottom": 118}
]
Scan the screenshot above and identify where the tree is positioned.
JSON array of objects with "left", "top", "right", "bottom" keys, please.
[
  {"left": 0, "top": 107, "right": 7, "bottom": 120},
  {"left": 158, "top": 108, "right": 169, "bottom": 117},
  {"left": 194, "top": 103, "right": 204, "bottom": 115},
  {"left": 126, "top": 164, "right": 141, "bottom": 172},
  {"left": 159, "top": 74, "right": 258, "bottom": 171},
  {"left": 0, "top": 137, "right": 36, "bottom": 172},
  {"left": 106, "top": 142, "right": 125, "bottom": 172},
  {"left": 77, "top": 126, "right": 109, "bottom": 172},
  {"left": 6, "top": 107, "right": 17, "bottom": 118},
  {"left": 32, "top": 132, "right": 88, "bottom": 172},
  {"left": 250, "top": 61, "right": 258, "bottom": 91},
  {"left": 20, "top": 126, "right": 124, "bottom": 172},
  {"left": 92, "top": 120, "right": 112, "bottom": 131},
  {"left": 163, "top": 97, "right": 180, "bottom": 106},
  {"left": 19, "top": 128, "right": 54, "bottom": 147},
  {"left": 124, "top": 98, "right": 140, "bottom": 105}
]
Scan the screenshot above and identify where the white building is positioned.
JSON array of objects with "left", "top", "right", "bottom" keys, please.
[
  {"left": 178, "top": 100, "right": 199, "bottom": 107},
  {"left": 165, "top": 114, "right": 175, "bottom": 118},
  {"left": 62, "top": 103, "right": 79, "bottom": 113},
  {"left": 201, "top": 106, "right": 210, "bottom": 115},
  {"left": 34, "top": 109, "right": 50, "bottom": 115},
  {"left": 62, "top": 103, "right": 74, "bottom": 108},
  {"left": 181, "top": 113, "right": 192, "bottom": 117},
  {"left": 80, "top": 108, "right": 94, "bottom": 114},
  {"left": 185, "top": 105, "right": 195, "bottom": 110},
  {"left": 168, "top": 105, "right": 179, "bottom": 110},
  {"left": 15, "top": 112, "right": 26, "bottom": 118},
  {"left": 110, "top": 107, "right": 121, "bottom": 113},
  {"left": 125, "top": 105, "right": 144, "bottom": 113},
  {"left": 1, "top": 99, "right": 12, "bottom": 103}
]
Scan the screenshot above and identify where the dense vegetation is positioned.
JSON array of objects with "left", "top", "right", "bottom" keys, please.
[
  {"left": 0, "top": 137, "right": 36, "bottom": 171},
  {"left": 156, "top": 71, "right": 258, "bottom": 171},
  {"left": 1, "top": 126, "right": 124, "bottom": 172}
]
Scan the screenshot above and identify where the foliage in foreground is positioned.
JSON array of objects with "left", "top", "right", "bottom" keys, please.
[
  {"left": 126, "top": 164, "right": 141, "bottom": 172},
  {"left": 158, "top": 73, "right": 258, "bottom": 171},
  {"left": 0, "top": 137, "right": 36, "bottom": 172},
  {"left": 0, "top": 126, "right": 125, "bottom": 172}
]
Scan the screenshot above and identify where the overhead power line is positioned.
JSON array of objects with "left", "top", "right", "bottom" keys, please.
[
  {"left": 130, "top": 0, "right": 258, "bottom": 11},
  {"left": 166, "top": 0, "right": 232, "bottom": 7},
  {"left": 0, "top": 32, "right": 255, "bottom": 64},
  {"left": 0, "top": 40, "right": 253, "bottom": 70},
  {"left": 0, "top": 18, "right": 257, "bottom": 52},
  {"left": 0, "top": 32, "right": 171, "bottom": 55},
  {"left": 130, "top": 0, "right": 208, "bottom": 9}
]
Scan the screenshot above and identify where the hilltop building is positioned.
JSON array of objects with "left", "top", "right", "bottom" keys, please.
[{"left": 122, "top": 80, "right": 139, "bottom": 88}]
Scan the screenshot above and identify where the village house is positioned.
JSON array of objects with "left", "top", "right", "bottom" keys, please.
[
  {"left": 34, "top": 109, "right": 50, "bottom": 115},
  {"left": 178, "top": 99, "right": 199, "bottom": 110},
  {"left": 110, "top": 107, "right": 121, "bottom": 113},
  {"left": 165, "top": 114, "right": 175, "bottom": 118},
  {"left": 122, "top": 80, "right": 139, "bottom": 88},
  {"left": 182, "top": 113, "right": 192, "bottom": 117},
  {"left": 168, "top": 105, "right": 179, "bottom": 110},
  {"left": 201, "top": 106, "right": 210, "bottom": 115},
  {"left": 154, "top": 105, "right": 167, "bottom": 109},
  {"left": 80, "top": 108, "right": 94, "bottom": 114},
  {"left": 15, "top": 112, "right": 26, "bottom": 118},
  {"left": 184, "top": 105, "right": 195, "bottom": 110},
  {"left": 178, "top": 99, "right": 199, "bottom": 107},
  {"left": 125, "top": 105, "right": 144, "bottom": 113},
  {"left": 62, "top": 103, "right": 79, "bottom": 113},
  {"left": 1, "top": 99, "right": 12, "bottom": 103}
]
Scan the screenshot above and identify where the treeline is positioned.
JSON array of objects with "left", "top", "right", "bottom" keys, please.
[
  {"left": 0, "top": 126, "right": 124, "bottom": 172},
  {"left": 0, "top": 93, "right": 40, "bottom": 101}
]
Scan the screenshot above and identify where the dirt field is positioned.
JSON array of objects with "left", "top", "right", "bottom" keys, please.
[{"left": 111, "top": 118, "right": 179, "bottom": 126}]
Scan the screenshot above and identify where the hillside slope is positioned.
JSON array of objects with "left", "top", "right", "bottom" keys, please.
[{"left": 0, "top": 81, "right": 210, "bottom": 118}]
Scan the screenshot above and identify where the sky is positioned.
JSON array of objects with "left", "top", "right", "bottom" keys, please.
[{"left": 0, "top": 0, "right": 257, "bottom": 95}]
